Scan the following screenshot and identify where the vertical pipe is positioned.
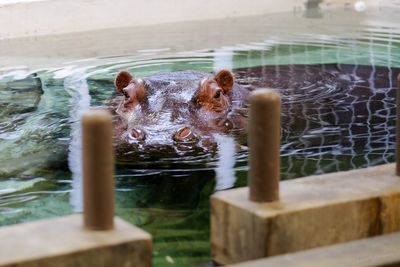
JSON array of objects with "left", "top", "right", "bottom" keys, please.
[
  {"left": 397, "top": 74, "right": 400, "bottom": 176},
  {"left": 82, "top": 109, "right": 114, "bottom": 230},
  {"left": 248, "top": 89, "right": 281, "bottom": 202}
]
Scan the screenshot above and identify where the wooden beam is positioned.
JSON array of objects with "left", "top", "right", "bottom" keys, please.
[
  {"left": 226, "top": 232, "right": 400, "bottom": 267},
  {"left": 0, "top": 215, "right": 152, "bottom": 267},
  {"left": 211, "top": 163, "right": 400, "bottom": 265}
]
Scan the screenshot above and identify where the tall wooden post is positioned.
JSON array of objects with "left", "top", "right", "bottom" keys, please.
[
  {"left": 82, "top": 109, "right": 115, "bottom": 230},
  {"left": 248, "top": 88, "right": 281, "bottom": 202}
]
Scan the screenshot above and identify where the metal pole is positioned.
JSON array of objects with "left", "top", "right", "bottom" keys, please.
[
  {"left": 82, "top": 109, "right": 114, "bottom": 230},
  {"left": 248, "top": 89, "right": 281, "bottom": 202}
]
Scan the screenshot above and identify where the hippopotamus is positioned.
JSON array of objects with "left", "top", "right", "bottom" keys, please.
[
  {"left": 111, "top": 69, "right": 249, "bottom": 162},
  {"left": 111, "top": 63, "right": 399, "bottom": 170}
]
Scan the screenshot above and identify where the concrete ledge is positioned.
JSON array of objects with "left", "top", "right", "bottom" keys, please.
[
  {"left": 0, "top": 0, "right": 294, "bottom": 39},
  {"left": 0, "top": 215, "right": 152, "bottom": 267},
  {"left": 1, "top": 2, "right": 397, "bottom": 70},
  {"left": 0, "top": 0, "right": 385, "bottom": 40},
  {"left": 211, "top": 163, "right": 400, "bottom": 265},
  {"left": 226, "top": 232, "right": 400, "bottom": 267}
]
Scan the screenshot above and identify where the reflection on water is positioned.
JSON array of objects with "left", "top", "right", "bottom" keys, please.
[
  {"left": 0, "top": 7, "right": 399, "bottom": 267},
  {"left": 214, "top": 134, "right": 237, "bottom": 191},
  {"left": 236, "top": 63, "right": 397, "bottom": 179},
  {"left": 64, "top": 73, "right": 91, "bottom": 212}
]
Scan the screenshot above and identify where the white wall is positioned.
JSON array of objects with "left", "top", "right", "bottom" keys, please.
[{"left": 0, "top": 0, "right": 384, "bottom": 39}]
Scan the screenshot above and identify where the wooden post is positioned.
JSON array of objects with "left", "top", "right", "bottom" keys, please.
[
  {"left": 397, "top": 74, "right": 400, "bottom": 176},
  {"left": 0, "top": 109, "right": 152, "bottom": 267},
  {"left": 248, "top": 89, "right": 281, "bottom": 202},
  {"left": 82, "top": 109, "right": 114, "bottom": 230}
]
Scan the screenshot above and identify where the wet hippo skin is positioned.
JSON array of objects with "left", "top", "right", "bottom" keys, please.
[{"left": 112, "top": 64, "right": 399, "bottom": 165}]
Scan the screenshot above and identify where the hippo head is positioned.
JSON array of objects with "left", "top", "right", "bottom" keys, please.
[{"left": 113, "top": 69, "right": 248, "bottom": 162}]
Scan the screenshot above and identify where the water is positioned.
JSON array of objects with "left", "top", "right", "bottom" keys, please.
[{"left": 1, "top": 5, "right": 400, "bottom": 267}]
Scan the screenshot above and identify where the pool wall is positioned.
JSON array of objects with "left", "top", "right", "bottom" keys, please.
[
  {"left": 1, "top": 0, "right": 398, "bottom": 71},
  {"left": 0, "top": 0, "right": 384, "bottom": 39}
]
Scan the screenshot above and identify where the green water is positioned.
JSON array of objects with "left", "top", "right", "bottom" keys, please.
[{"left": 1, "top": 7, "right": 400, "bottom": 267}]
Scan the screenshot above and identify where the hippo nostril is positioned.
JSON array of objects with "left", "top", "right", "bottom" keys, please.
[
  {"left": 122, "top": 89, "right": 129, "bottom": 99},
  {"left": 173, "top": 127, "right": 198, "bottom": 143},
  {"left": 178, "top": 127, "right": 191, "bottom": 139},
  {"left": 128, "top": 128, "right": 146, "bottom": 142}
]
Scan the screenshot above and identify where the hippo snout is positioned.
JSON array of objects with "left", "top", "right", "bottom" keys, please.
[{"left": 127, "top": 126, "right": 199, "bottom": 145}]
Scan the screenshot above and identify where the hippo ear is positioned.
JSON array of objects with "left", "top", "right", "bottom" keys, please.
[
  {"left": 215, "top": 69, "right": 234, "bottom": 93},
  {"left": 114, "top": 71, "right": 133, "bottom": 93}
]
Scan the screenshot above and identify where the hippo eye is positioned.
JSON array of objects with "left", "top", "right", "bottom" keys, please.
[{"left": 214, "top": 90, "right": 221, "bottom": 99}]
